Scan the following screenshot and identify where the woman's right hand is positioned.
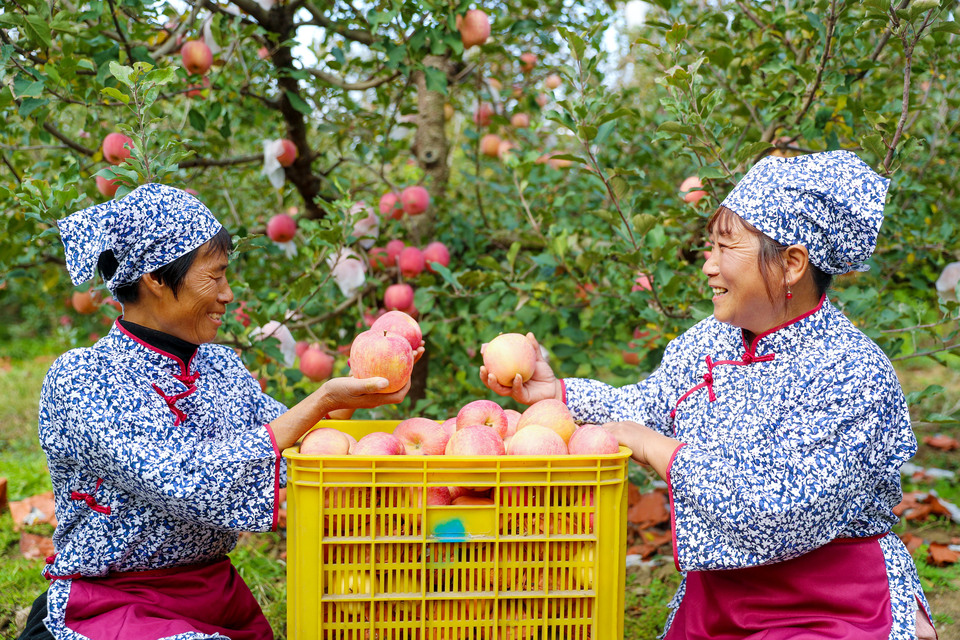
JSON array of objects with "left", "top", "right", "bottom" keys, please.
[{"left": 478, "top": 332, "right": 562, "bottom": 406}]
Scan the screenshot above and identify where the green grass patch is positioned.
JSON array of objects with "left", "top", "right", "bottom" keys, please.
[{"left": 624, "top": 567, "right": 681, "bottom": 637}]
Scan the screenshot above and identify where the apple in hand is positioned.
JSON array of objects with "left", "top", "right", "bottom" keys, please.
[
  {"left": 456, "top": 399, "right": 508, "bottom": 438},
  {"left": 301, "top": 427, "right": 351, "bottom": 455},
  {"left": 482, "top": 333, "right": 537, "bottom": 386},
  {"left": 507, "top": 424, "right": 567, "bottom": 455},
  {"left": 349, "top": 330, "right": 413, "bottom": 393},
  {"left": 517, "top": 399, "right": 577, "bottom": 444},
  {"left": 352, "top": 431, "right": 405, "bottom": 455},
  {"left": 445, "top": 425, "right": 505, "bottom": 456},
  {"left": 370, "top": 310, "right": 422, "bottom": 350},
  {"left": 567, "top": 424, "right": 620, "bottom": 455},
  {"left": 393, "top": 417, "right": 449, "bottom": 455}
]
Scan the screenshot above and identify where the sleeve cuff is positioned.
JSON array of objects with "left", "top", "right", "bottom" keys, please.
[
  {"left": 265, "top": 423, "right": 282, "bottom": 532},
  {"left": 666, "top": 442, "right": 687, "bottom": 572},
  {"left": 560, "top": 378, "right": 567, "bottom": 404}
]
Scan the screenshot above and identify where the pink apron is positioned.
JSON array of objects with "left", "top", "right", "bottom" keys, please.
[
  {"left": 665, "top": 535, "right": 893, "bottom": 639},
  {"left": 62, "top": 557, "right": 273, "bottom": 640}
]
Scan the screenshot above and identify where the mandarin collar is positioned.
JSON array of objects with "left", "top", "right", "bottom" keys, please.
[
  {"left": 106, "top": 319, "right": 198, "bottom": 376},
  {"left": 740, "top": 294, "right": 830, "bottom": 357}
]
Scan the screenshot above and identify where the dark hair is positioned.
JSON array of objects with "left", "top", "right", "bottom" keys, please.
[
  {"left": 706, "top": 206, "right": 832, "bottom": 302},
  {"left": 97, "top": 227, "right": 234, "bottom": 304}
]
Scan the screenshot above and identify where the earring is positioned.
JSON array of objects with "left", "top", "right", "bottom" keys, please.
[{"left": 786, "top": 285, "right": 793, "bottom": 300}]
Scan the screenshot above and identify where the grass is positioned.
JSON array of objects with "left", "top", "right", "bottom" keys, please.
[{"left": 1, "top": 343, "right": 959, "bottom": 639}]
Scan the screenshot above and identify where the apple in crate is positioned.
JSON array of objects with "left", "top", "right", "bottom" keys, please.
[
  {"left": 370, "top": 309, "right": 422, "bottom": 350},
  {"left": 482, "top": 332, "right": 538, "bottom": 386},
  {"left": 445, "top": 425, "right": 505, "bottom": 456},
  {"left": 568, "top": 424, "right": 619, "bottom": 455},
  {"left": 440, "top": 417, "right": 457, "bottom": 436},
  {"left": 507, "top": 424, "right": 567, "bottom": 455},
  {"left": 456, "top": 399, "right": 508, "bottom": 438},
  {"left": 352, "top": 431, "right": 405, "bottom": 455},
  {"left": 300, "top": 427, "right": 351, "bottom": 455},
  {"left": 393, "top": 417, "right": 449, "bottom": 455},
  {"left": 504, "top": 409, "right": 521, "bottom": 437},
  {"left": 349, "top": 329, "right": 413, "bottom": 393},
  {"left": 517, "top": 399, "right": 577, "bottom": 444}
]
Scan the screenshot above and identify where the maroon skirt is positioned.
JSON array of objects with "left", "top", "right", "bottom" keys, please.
[
  {"left": 63, "top": 557, "right": 273, "bottom": 640},
  {"left": 664, "top": 535, "right": 893, "bottom": 639}
]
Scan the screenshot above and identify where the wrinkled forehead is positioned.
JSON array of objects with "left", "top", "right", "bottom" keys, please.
[{"left": 706, "top": 206, "right": 751, "bottom": 239}]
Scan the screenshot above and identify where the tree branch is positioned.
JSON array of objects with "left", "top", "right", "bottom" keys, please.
[
  {"left": 306, "top": 67, "right": 402, "bottom": 91},
  {"left": 1, "top": 152, "right": 22, "bottom": 183},
  {"left": 735, "top": 1, "right": 800, "bottom": 59},
  {"left": 105, "top": 0, "right": 136, "bottom": 62},
  {"left": 151, "top": 1, "right": 204, "bottom": 57},
  {"left": 301, "top": 2, "right": 377, "bottom": 45},
  {"left": 180, "top": 154, "right": 262, "bottom": 168},
  {"left": 793, "top": 0, "right": 838, "bottom": 126},
  {"left": 42, "top": 122, "right": 95, "bottom": 156}
]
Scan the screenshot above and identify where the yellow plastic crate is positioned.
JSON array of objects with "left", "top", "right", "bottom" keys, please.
[{"left": 283, "top": 420, "right": 630, "bottom": 640}]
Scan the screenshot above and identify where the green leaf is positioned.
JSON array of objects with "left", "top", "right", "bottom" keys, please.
[
  {"left": 735, "top": 140, "right": 773, "bottom": 166},
  {"left": 284, "top": 90, "right": 312, "bottom": 116},
  {"left": 698, "top": 166, "right": 726, "bottom": 180},
  {"left": 657, "top": 121, "right": 697, "bottom": 136},
  {"left": 424, "top": 67, "right": 447, "bottom": 94},
  {"left": 596, "top": 108, "right": 635, "bottom": 127},
  {"left": 145, "top": 67, "right": 178, "bottom": 86},
  {"left": 578, "top": 124, "right": 598, "bottom": 141},
  {"left": 860, "top": 133, "right": 886, "bottom": 159},
  {"left": 632, "top": 213, "right": 657, "bottom": 236},
  {"left": 188, "top": 108, "right": 207, "bottom": 132},
  {"left": 665, "top": 23, "right": 688, "bottom": 49},
  {"left": 19, "top": 97, "right": 48, "bottom": 118},
  {"left": 506, "top": 242, "right": 521, "bottom": 271},
  {"left": 100, "top": 87, "right": 130, "bottom": 104},
  {"left": 108, "top": 62, "right": 133, "bottom": 87},
  {"left": 22, "top": 15, "right": 52, "bottom": 49}
]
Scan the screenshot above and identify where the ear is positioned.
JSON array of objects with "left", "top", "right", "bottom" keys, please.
[
  {"left": 783, "top": 245, "right": 810, "bottom": 287},
  {"left": 138, "top": 272, "right": 167, "bottom": 300}
]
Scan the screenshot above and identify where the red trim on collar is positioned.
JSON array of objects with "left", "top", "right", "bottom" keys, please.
[
  {"left": 743, "top": 294, "right": 826, "bottom": 354},
  {"left": 114, "top": 318, "right": 197, "bottom": 375}
]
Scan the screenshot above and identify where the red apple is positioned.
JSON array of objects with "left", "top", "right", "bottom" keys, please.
[
  {"left": 449, "top": 486, "right": 491, "bottom": 502},
  {"left": 545, "top": 74, "right": 562, "bottom": 90},
  {"left": 519, "top": 52, "right": 537, "bottom": 73},
  {"left": 504, "top": 409, "right": 521, "bottom": 437},
  {"left": 257, "top": 46, "right": 270, "bottom": 59},
  {"left": 473, "top": 102, "right": 494, "bottom": 127},
  {"left": 385, "top": 239, "right": 406, "bottom": 266},
  {"left": 95, "top": 175, "right": 120, "bottom": 198},
  {"left": 423, "top": 242, "right": 450, "bottom": 272},
  {"left": 300, "top": 346, "right": 335, "bottom": 382},
  {"left": 507, "top": 424, "right": 568, "bottom": 455},
  {"left": 349, "top": 329, "right": 414, "bottom": 393},
  {"left": 102, "top": 132, "right": 133, "bottom": 165},
  {"left": 233, "top": 300, "right": 252, "bottom": 327},
  {"left": 456, "top": 399, "right": 508, "bottom": 438},
  {"left": 453, "top": 495, "right": 495, "bottom": 505},
  {"left": 480, "top": 134, "right": 501, "bottom": 158},
  {"left": 393, "top": 417, "right": 449, "bottom": 455},
  {"left": 445, "top": 425, "right": 505, "bottom": 456},
  {"left": 398, "top": 246, "right": 426, "bottom": 277},
  {"left": 370, "top": 310, "right": 422, "bottom": 350},
  {"left": 71, "top": 290, "right": 100, "bottom": 315},
  {"left": 266, "top": 213, "right": 297, "bottom": 242},
  {"left": 384, "top": 283, "right": 414, "bottom": 311},
  {"left": 185, "top": 76, "right": 210, "bottom": 98},
  {"left": 632, "top": 273, "right": 652, "bottom": 292},
  {"left": 440, "top": 417, "right": 457, "bottom": 436},
  {"left": 180, "top": 40, "right": 213, "bottom": 75},
  {"left": 517, "top": 399, "right": 577, "bottom": 444},
  {"left": 276, "top": 139, "right": 297, "bottom": 167},
  {"left": 510, "top": 113, "right": 530, "bottom": 128},
  {"left": 680, "top": 176, "right": 707, "bottom": 204},
  {"left": 295, "top": 340, "right": 310, "bottom": 358},
  {"left": 379, "top": 191, "right": 404, "bottom": 220},
  {"left": 352, "top": 431, "right": 405, "bottom": 455},
  {"left": 424, "top": 486, "right": 452, "bottom": 505},
  {"left": 368, "top": 246, "right": 389, "bottom": 270},
  {"left": 301, "top": 427, "right": 352, "bottom": 455},
  {"left": 457, "top": 9, "right": 490, "bottom": 49},
  {"left": 482, "top": 333, "right": 538, "bottom": 386},
  {"left": 567, "top": 424, "right": 619, "bottom": 455},
  {"left": 400, "top": 185, "right": 430, "bottom": 216}
]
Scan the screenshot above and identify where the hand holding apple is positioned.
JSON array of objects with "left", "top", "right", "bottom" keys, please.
[{"left": 479, "top": 332, "right": 561, "bottom": 406}]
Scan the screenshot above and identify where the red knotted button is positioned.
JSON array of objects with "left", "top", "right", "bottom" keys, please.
[{"left": 742, "top": 353, "right": 753, "bottom": 364}]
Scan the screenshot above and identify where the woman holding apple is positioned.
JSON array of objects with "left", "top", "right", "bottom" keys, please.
[
  {"left": 19, "top": 184, "right": 421, "bottom": 640},
  {"left": 481, "top": 151, "right": 936, "bottom": 640}
]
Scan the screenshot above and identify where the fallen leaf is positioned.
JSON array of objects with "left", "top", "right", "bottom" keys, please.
[
  {"left": 627, "top": 483, "right": 642, "bottom": 507},
  {"left": 928, "top": 542, "right": 960, "bottom": 567},
  {"left": 8, "top": 492, "right": 57, "bottom": 532},
  {"left": 899, "top": 532, "right": 925, "bottom": 554},
  {"left": 627, "top": 489, "right": 670, "bottom": 529},
  {"left": 19, "top": 532, "right": 55, "bottom": 560},
  {"left": 922, "top": 435, "right": 960, "bottom": 451}
]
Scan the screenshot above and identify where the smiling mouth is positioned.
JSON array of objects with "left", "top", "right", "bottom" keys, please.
[
  {"left": 208, "top": 313, "right": 223, "bottom": 322},
  {"left": 711, "top": 287, "right": 728, "bottom": 297}
]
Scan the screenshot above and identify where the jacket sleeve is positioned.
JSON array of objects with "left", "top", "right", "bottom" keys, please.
[
  {"left": 563, "top": 337, "right": 681, "bottom": 437},
  {"left": 667, "top": 349, "right": 915, "bottom": 571},
  {"left": 41, "top": 351, "right": 283, "bottom": 532}
]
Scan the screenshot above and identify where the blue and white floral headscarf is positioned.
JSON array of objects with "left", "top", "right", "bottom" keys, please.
[
  {"left": 720, "top": 150, "right": 890, "bottom": 275},
  {"left": 58, "top": 183, "right": 222, "bottom": 293}
]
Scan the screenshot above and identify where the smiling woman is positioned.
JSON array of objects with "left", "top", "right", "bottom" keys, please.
[
  {"left": 18, "top": 184, "right": 422, "bottom": 640},
  {"left": 479, "top": 151, "right": 938, "bottom": 640}
]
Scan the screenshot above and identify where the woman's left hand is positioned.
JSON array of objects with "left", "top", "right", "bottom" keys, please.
[{"left": 603, "top": 421, "right": 682, "bottom": 481}]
